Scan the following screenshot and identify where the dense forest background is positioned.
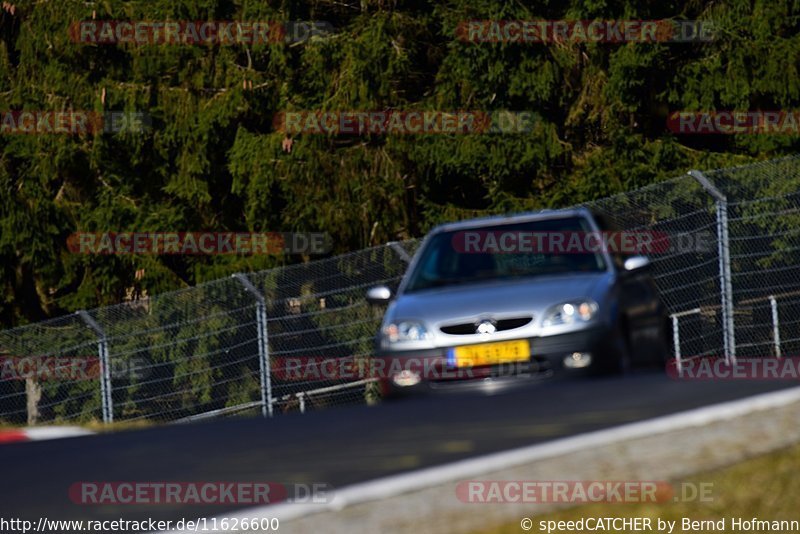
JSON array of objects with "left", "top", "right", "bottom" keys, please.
[{"left": 1, "top": 0, "right": 800, "bottom": 329}]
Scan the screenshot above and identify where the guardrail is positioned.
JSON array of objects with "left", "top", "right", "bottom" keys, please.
[
  {"left": 671, "top": 293, "right": 793, "bottom": 367},
  {"left": 174, "top": 378, "right": 379, "bottom": 423},
  {"left": 282, "top": 378, "right": 379, "bottom": 414}
]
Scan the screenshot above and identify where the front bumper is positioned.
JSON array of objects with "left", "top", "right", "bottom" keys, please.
[{"left": 376, "top": 327, "right": 611, "bottom": 395}]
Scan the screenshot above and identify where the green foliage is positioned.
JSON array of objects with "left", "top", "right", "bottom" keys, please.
[{"left": 1, "top": 0, "right": 800, "bottom": 329}]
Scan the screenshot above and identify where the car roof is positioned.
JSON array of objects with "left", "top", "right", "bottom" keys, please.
[{"left": 428, "top": 207, "right": 595, "bottom": 234}]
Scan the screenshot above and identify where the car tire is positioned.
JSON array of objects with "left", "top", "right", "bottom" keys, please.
[
  {"left": 610, "top": 317, "right": 632, "bottom": 375},
  {"left": 655, "top": 315, "right": 672, "bottom": 368}
]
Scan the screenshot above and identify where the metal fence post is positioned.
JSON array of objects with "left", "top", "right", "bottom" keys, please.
[
  {"left": 77, "top": 310, "right": 113, "bottom": 424},
  {"left": 670, "top": 308, "right": 702, "bottom": 371},
  {"left": 671, "top": 314, "right": 682, "bottom": 372},
  {"left": 689, "top": 170, "right": 736, "bottom": 365},
  {"left": 769, "top": 295, "right": 782, "bottom": 358},
  {"left": 233, "top": 273, "right": 273, "bottom": 417},
  {"left": 388, "top": 241, "right": 412, "bottom": 264}
]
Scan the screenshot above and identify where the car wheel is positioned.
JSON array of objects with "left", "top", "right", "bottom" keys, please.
[
  {"left": 654, "top": 315, "right": 673, "bottom": 370},
  {"left": 610, "top": 317, "right": 632, "bottom": 374}
]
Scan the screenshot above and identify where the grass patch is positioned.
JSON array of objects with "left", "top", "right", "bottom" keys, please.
[
  {"left": 84, "top": 419, "right": 155, "bottom": 432},
  {"left": 476, "top": 442, "right": 800, "bottom": 533}
]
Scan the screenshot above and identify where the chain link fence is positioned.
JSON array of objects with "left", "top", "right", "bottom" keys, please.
[
  {"left": 0, "top": 241, "right": 419, "bottom": 425},
  {"left": 586, "top": 173, "right": 723, "bottom": 361},
  {"left": 587, "top": 155, "right": 800, "bottom": 366},
  {"left": 2, "top": 156, "right": 800, "bottom": 425},
  {"left": 705, "top": 157, "right": 800, "bottom": 359}
]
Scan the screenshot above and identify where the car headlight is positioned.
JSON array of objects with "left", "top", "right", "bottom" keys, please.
[
  {"left": 542, "top": 300, "right": 599, "bottom": 327},
  {"left": 383, "top": 321, "right": 431, "bottom": 342}
]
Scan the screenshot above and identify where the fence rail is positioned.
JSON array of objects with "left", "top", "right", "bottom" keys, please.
[{"left": 3, "top": 155, "right": 800, "bottom": 425}]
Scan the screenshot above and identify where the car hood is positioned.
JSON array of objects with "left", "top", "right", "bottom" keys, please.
[{"left": 390, "top": 273, "right": 610, "bottom": 325}]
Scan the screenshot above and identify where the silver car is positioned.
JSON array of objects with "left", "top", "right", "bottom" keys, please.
[{"left": 366, "top": 208, "right": 670, "bottom": 395}]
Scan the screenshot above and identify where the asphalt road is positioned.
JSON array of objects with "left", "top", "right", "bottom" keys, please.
[{"left": 3, "top": 371, "right": 796, "bottom": 527}]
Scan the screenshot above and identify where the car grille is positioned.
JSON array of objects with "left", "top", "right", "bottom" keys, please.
[{"left": 439, "top": 316, "right": 533, "bottom": 335}]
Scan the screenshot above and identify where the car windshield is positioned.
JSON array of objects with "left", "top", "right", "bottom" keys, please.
[{"left": 405, "top": 216, "right": 607, "bottom": 292}]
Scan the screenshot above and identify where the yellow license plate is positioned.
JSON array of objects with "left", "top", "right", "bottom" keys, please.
[{"left": 450, "top": 340, "right": 530, "bottom": 368}]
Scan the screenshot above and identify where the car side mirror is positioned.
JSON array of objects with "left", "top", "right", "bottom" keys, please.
[
  {"left": 366, "top": 285, "right": 393, "bottom": 305},
  {"left": 623, "top": 255, "right": 651, "bottom": 273}
]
